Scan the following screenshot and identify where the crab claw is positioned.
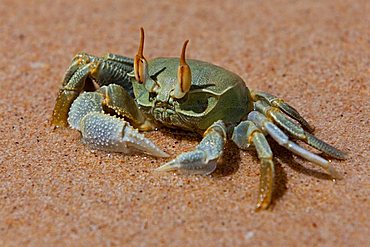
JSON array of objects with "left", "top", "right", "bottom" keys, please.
[
  {"left": 156, "top": 120, "right": 226, "bottom": 175},
  {"left": 68, "top": 91, "right": 168, "bottom": 158},
  {"left": 155, "top": 150, "right": 217, "bottom": 175},
  {"left": 80, "top": 112, "right": 169, "bottom": 158}
]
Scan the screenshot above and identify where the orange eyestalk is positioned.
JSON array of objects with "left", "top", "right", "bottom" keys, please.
[
  {"left": 172, "top": 40, "right": 192, "bottom": 99},
  {"left": 134, "top": 27, "right": 148, "bottom": 84}
]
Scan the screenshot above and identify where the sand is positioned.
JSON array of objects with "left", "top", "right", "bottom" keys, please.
[{"left": 0, "top": 0, "right": 369, "bottom": 246}]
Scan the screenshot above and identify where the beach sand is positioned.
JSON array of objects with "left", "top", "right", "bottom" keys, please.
[{"left": 0, "top": 0, "right": 368, "bottom": 245}]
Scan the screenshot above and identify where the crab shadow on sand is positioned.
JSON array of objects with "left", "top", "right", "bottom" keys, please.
[
  {"left": 159, "top": 129, "right": 334, "bottom": 207},
  {"left": 268, "top": 139, "right": 335, "bottom": 206}
]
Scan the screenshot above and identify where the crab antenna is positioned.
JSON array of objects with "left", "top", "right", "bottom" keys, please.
[
  {"left": 134, "top": 27, "right": 147, "bottom": 83},
  {"left": 172, "top": 40, "right": 191, "bottom": 99}
]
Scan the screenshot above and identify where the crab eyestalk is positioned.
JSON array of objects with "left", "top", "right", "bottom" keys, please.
[
  {"left": 134, "top": 27, "right": 157, "bottom": 92},
  {"left": 171, "top": 40, "right": 192, "bottom": 99}
]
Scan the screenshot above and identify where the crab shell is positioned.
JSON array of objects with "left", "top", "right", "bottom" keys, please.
[{"left": 133, "top": 57, "right": 253, "bottom": 133}]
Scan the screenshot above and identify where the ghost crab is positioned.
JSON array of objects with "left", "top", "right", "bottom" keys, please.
[{"left": 51, "top": 28, "right": 346, "bottom": 210}]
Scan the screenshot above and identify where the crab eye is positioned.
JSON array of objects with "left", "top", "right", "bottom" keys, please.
[
  {"left": 134, "top": 27, "right": 148, "bottom": 84},
  {"left": 171, "top": 40, "right": 192, "bottom": 99},
  {"left": 134, "top": 56, "right": 148, "bottom": 83}
]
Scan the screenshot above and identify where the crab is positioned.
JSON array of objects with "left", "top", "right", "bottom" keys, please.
[{"left": 51, "top": 28, "right": 346, "bottom": 210}]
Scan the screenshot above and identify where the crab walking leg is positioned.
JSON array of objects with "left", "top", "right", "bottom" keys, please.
[
  {"left": 68, "top": 91, "right": 167, "bottom": 157},
  {"left": 232, "top": 121, "right": 274, "bottom": 210},
  {"left": 251, "top": 91, "right": 315, "bottom": 132},
  {"left": 156, "top": 120, "right": 227, "bottom": 175},
  {"left": 52, "top": 52, "right": 134, "bottom": 127},
  {"left": 100, "top": 53, "right": 134, "bottom": 72},
  {"left": 52, "top": 61, "right": 99, "bottom": 127},
  {"left": 254, "top": 100, "right": 347, "bottom": 159},
  {"left": 62, "top": 53, "right": 90, "bottom": 86},
  {"left": 248, "top": 111, "right": 342, "bottom": 179}
]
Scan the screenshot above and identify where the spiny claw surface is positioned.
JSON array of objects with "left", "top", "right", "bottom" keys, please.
[
  {"left": 80, "top": 112, "right": 168, "bottom": 157},
  {"left": 68, "top": 91, "right": 167, "bottom": 157}
]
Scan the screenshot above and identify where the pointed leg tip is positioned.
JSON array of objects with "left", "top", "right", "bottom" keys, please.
[
  {"left": 324, "top": 161, "right": 343, "bottom": 179},
  {"left": 336, "top": 151, "right": 348, "bottom": 160},
  {"left": 254, "top": 205, "right": 263, "bottom": 212},
  {"left": 324, "top": 148, "right": 347, "bottom": 160},
  {"left": 135, "top": 144, "right": 170, "bottom": 158},
  {"left": 155, "top": 161, "right": 177, "bottom": 172},
  {"left": 152, "top": 150, "right": 170, "bottom": 158},
  {"left": 329, "top": 167, "right": 343, "bottom": 180},
  {"left": 255, "top": 202, "right": 270, "bottom": 212},
  {"left": 50, "top": 118, "right": 69, "bottom": 128},
  {"left": 307, "top": 125, "right": 315, "bottom": 133},
  {"left": 255, "top": 193, "right": 272, "bottom": 212}
]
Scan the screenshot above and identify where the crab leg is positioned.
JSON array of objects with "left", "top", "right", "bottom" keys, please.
[
  {"left": 67, "top": 87, "right": 167, "bottom": 157},
  {"left": 52, "top": 61, "right": 99, "bottom": 127},
  {"left": 231, "top": 121, "right": 274, "bottom": 210},
  {"left": 251, "top": 91, "right": 315, "bottom": 132},
  {"left": 156, "top": 120, "right": 227, "bottom": 175},
  {"left": 248, "top": 111, "right": 342, "bottom": 179},
  {"left": 52, "top": 52, "right": 133, "bottom": 127},
  {"left": 254, "top": 100, "right": 347, "bottom": 159}
]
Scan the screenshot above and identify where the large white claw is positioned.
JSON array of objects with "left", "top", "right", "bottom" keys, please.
[{"left": 80, "top": 112, "right": 168, "bottom": 158}]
